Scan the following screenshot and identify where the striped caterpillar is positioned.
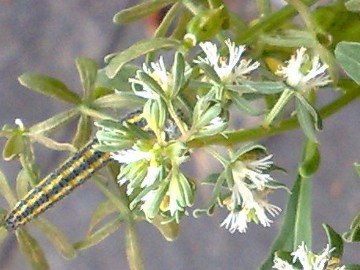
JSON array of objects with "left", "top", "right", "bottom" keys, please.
[{"left": 3, "top": 110, "right": 145, "bottom": 231}]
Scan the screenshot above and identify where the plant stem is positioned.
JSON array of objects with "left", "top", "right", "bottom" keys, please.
[{"left": 187, "top": 80, "right": 360, "bottom": 148}]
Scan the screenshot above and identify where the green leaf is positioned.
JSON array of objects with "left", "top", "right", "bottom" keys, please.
[
  {"left": 323, "top": 224, "right": 343, "bottom": 258},
  {"left": 16, "top": 229, "right": 49, "bottom": 270},
  {"left": 34, "top": 218, "right": 76, "bottom": 260},
  {"left": 296, "top": 94, "right": 322, "bottom": 131},
  {"left": 335, "top": 42, "right": 360, "bottom": 86},
  {"left": 113, "top": 0, "right": 177, "bottom": 25},
  {"left": 3, "top": 134, "right": 24, "bottom": 161},
  {"left": 16, "top": 168, "right": 30, "bottom": 199},
  {"left": 96, "top": 65, "right": 137, "bottom": 90},
  {"left": 345, "top": 0, "right": 360, "bottom": 12},
  {"left": 230, "top": 81, "right": 286, "bottom": 94},
  {"left": 126, "top": 222, "right": 145, "bottom": 270},
  {"left": 259, "top": 173, "right": 312, "bottom": 269},
  {"left": 105, "top": 38, "right": 181, "bottom": 78},
  {"left": 72, "top": 115, "right": 92, "bottom": 149},
  {"left": 152, "top": 215, "right": 179, "bottom": 241},
  {"left": 0, "top": 169, "right": 16, "bottom": 207},
  {"left": 87, "top": 199, "right": 118, "bottom": 235},
  {"left": 260, "top": 30, "right": 315, "bottom": 48},
  {"left": 0, "top": 227, "right": 8, "bottom": 248},
  {"left": 346, "top": 265, "right": 360, "bottom": 270},
  {"left": 29, "top": 109, "right": 79, "bottom": 134},
  {"left": 355, "top": 163, "right": 360, "bottom": 178},
  {"left": 74, "top": 217, "right": 121, "bottom": 250},
  {"left": 30, "top": 134, "right": 77, "bottom": 152},
  {"left": 75, "top": 57, "right": 98, "bottom": 98},
  {"left": 18, "top": 73, "right": 81, "bottom": 104},
  {"left": 343, "top": 212, "right": 360, "bottom": 242},
  {"left": 263, "top": 88, "right": 294, "bottom": 127},
  {"left": 171, "top": 52, "right": 185, "bottom": 98},
  {"left": 196, "top": 62, "right": 222, "bottom": 84},
  {"left": 94, "top": 92, "right": 145, "bottom": 109},
  {"left": 299, "top": 141, "right": 320, "bottom": 177},
  {"left": 229, "top": 92, "right": 264, "bottom": 116},
  {"left": 295, "top": 99, "right": 318, "bottom": 142}
]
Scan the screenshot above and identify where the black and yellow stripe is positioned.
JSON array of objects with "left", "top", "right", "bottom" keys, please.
[
  {"left": 4, "top": 139, "right": 110, "bottom": 230},
  {"left": 4, "top": 110, "right": 147, "bottom": 231}
]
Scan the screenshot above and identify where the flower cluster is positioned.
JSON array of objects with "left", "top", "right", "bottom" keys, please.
[
  {"left": 96, "top": 38, "right": 330, "bottom": 232},
  {"left": 218, "top": 146, "right": 286, "bottom": 234},
  {"left": 273, "top": 242, "right": 345, "bottom": 270},
  {"left": 276, "top": 47, "right": 332, "bottom": 92}
]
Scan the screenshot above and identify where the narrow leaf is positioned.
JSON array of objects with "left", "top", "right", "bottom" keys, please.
[
  {"left": 74, "top": 217, "right": 121, "bottom": 250},
  {"left": 295, "top": 99, "right": 318, "bottom": 142},
  {"left": 16, "top": 229, "right": 49, "bottom": 270},
  {"left": 18, "top": 73, "right": 81, "bottom": 104},
  {"left": 230, "top": 92, "right": 264, "bottom": 115},
  {"left": 105, "top": 38, "right": 180, "bottom": 78},
  {"left": 3, "top": 134, "right": 24, "bottom": 161},
  {"left": 232, "top": 80, "right": 286, "bottom": 94},
  {"left": 259, "top": 173, "right": 312, "bottom": 269},
  {"left": 30, "top": 109, "right": 79, "bottom": 134},
  {"left": 152, "top": 215, "right": 179, "bottom": 241},
  {"left": 335, "top": 41, "right": 360, "bottom": 86},
  {"left": 16, "top": 168, "right": 30, "bottom": 199},
  {"left": 31, "top": 134, "right": 76, "bottom": 152},
  {"left": 75, "top": 57, "right": 98, "bottom": 98},
  {"left": 72, "top": 115, "right": 92, "bottom": 149},
  {"left": 94, "top": 92, "right": 145, "bottom": 109},
  {"left": 299, "top": 141, "right": 320, "bottom": 177},
  {"left": 0, "top": 169, "right": 16, "bottom": 207},
  {"left": 87, "top": 199, "right": 118, "bottom": 235},
  {"left": 323, "top": 224, "right": 343, "bottom": 258},
  {"left": 171, "top": 52, "right": 185, "bottom": 97},
  {"left": 113, "top": 0, "right": 176, "bottom": 25},
  {"left": 96, "top": 65, "right": 137, "bottom": 90},
  {"left": 34, "top": 218, "right": 76, "bottom": 260}
]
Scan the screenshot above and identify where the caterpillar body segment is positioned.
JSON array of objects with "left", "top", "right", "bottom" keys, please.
[{"left": 4, "top": 138, "right": 111, "bottom": 230}]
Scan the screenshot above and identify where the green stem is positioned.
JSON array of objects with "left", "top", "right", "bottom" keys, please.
[
  {"left": 187, "top": 80, "right": 360, "bottom": 148},
  {"left": 235, "top": 0, "right": 317, "bottom": 44}
]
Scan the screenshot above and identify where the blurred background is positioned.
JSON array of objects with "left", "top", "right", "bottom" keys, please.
[{"left": 0, "top": 0, "right": 359, "bottom": 269}]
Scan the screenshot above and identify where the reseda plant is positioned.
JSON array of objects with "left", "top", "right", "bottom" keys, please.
[{"left": 0, "top": 1, "right": 360, "bottom": 270}]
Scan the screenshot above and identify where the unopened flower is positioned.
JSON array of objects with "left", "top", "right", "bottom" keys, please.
[
  {"left": 196, "top": 39, "right": 260, "bottom": 84},
  {"left": 276, "top": 47, "right": 331, "bottom": 91}
]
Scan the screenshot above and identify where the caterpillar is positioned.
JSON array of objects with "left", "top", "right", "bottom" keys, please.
[{"left": 3, "top": 110, "right": 146, "bottom": 231}]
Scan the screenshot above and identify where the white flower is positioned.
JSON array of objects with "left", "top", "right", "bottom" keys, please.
[
  {"left": 110, "top": 148, "right": 151, "bottom": 164},
  {"left": 220, "top": 210, "right": 248, "bottom": 233},
  {"left": 292, "top": 242, "right": 345, "bottom": 270},
  {"left": 196, "top": 39, "right": 259, "bottom": 84},
  {"left": 221, "top": 183, "right": 281, "bottom": 233},
  {"left": 276, "top": 47, "right": 331, "bottom": 91},
  {"left": 129, "top": 56, "right": 172, "bottom": 99},
  {"left": 233, "top": 155, "right": 274, "bottom": 190},
  {"left": 111, "top": 146, "right": 161, "bottom": 194},
  {"left": 273, "top": 242, "right": 345, "bottom": 270},
  {"left": 141, "top": 165, "right": 161, "bottom": 188}
]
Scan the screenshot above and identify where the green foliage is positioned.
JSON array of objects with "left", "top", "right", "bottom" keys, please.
[{"left": 1, "top": 0, "right": 360, "bottom": 269}]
